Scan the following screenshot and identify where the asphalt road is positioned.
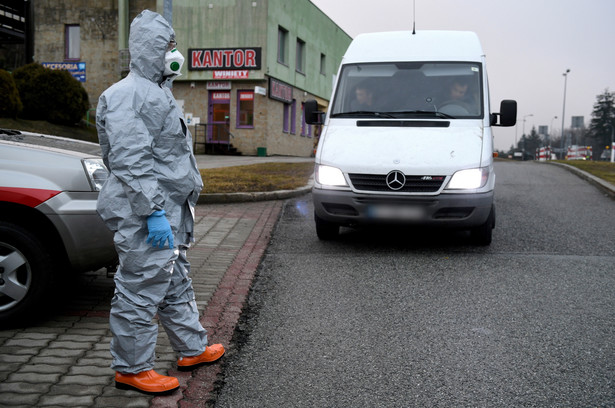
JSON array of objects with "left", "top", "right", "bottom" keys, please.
[{"left": 213, "top": 161, "right": 615, "bottom": 407}]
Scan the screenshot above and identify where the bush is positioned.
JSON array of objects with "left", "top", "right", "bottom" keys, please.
[
  {"left": 13, "top": 63, "right": 47, "bottom": 119},
  {"left": 13, "top": 63, "right": 89, "bottom": 125},
  {"left": 0, "top": 69, "right": 23, "bottom": 118}
]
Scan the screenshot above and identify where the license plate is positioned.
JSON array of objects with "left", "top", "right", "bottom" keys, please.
[{"left": 367, "top": 204, "right": 425, "bottom": 220}]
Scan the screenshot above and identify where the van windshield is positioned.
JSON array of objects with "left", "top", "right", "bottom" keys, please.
[{"left": 330, "top": 62, "right": 483, "bottom": 119}]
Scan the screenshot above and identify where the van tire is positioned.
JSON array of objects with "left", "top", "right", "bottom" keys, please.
[
  {"left": 471, "top": 205, "right": 495, "bottom": 246},
  {"left": 314, "top": 214, "right": 339, "bottom": 240}
]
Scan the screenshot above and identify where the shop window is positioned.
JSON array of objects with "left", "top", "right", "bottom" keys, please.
[
  {"left": 290, "top": 99, "right": 297, "bottom": 134},
  {"left": 278, "top": 26, "right": 288, "bottom": 65},
  {"left": 65, "top": 25, "right": 80, "bottom": 60},
  {"left": 320, "top": 53, "right": 326, "bottom": 75},
  {"left": 237, "top": 90, "right": 254, "bottom": 128},
  {"left": 296, "top": 38, "right": 305, "bottom": 74}
]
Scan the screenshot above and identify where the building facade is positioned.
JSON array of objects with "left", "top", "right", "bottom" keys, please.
[{"left": 26, "top": 0, "right": 352, "bottom": 156}]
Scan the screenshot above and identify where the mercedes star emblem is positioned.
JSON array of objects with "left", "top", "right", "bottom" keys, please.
[{"left": 386, "top": 170, "right": 406, "bottom": 190}]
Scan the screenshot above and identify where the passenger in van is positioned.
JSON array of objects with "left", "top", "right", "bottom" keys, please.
[{"left": 351, "top": 82, "right": 376, "bottom": 111}]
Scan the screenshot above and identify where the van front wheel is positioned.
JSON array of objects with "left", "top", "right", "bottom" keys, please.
[
  {"left": 314, "top": 214, "right": 339, "bottom": 240},
  {"left": 470, "top": 205, "right": 495, "bottom": 246}
]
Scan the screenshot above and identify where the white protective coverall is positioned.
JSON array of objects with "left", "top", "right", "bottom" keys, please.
[{"left": 96, "top": 10, "right": 207, "bottom": 373}]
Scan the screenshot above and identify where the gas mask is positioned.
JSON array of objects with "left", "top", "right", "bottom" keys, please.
[{"left": 164, "top": 48, "right": 184, "bottom": 77}]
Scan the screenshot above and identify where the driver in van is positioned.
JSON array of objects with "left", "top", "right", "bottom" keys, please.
[
  {"left": 440, "top": 78, "right": 477, "bottom": 114},
  {"left": 448, "top": 80, "right": 469, "bottom": 101}
]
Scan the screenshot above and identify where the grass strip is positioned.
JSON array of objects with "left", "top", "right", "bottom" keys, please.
[
  {"left": 553, "top": 160, "right": 615, "bottom": 185},
  {"left": 200, "top": 162, "right": 314, "bottom": 193}
]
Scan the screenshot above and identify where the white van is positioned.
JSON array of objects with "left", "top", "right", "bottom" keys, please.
[{"left": 305, "top": 31, "right": 517, "bottom": 245}]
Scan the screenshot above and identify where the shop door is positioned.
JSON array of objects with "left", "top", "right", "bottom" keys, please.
[{"left": 208, "top": 91, "right": 231, "bottom": 144}]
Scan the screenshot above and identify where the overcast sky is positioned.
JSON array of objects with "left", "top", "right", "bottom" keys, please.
[{"left": 310, "top": 0, "right": 615, "bottom": 151}]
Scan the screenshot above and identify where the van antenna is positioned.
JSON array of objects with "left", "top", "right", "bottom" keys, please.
[{"left": 412, "top": 0, "right": 416, "bottom": 34}]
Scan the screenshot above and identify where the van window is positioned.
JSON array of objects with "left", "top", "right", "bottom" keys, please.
[{"left": 330, "top": 62, "right": 483, "bottom": 119}]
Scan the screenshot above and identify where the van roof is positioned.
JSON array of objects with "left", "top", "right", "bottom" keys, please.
[{"left": 342, "top": 30, "right": 485, "bottom": 64}]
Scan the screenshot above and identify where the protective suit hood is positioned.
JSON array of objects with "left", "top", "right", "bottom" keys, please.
[{"left": 129, "top": 10, "right": 174, "bottom": 83}]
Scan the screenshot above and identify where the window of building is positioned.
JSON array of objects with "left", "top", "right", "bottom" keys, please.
[
  {"left": 301, "top": 102, "right": 311, "bottom": 137},
  {"left": 296, "top": 38, "right": 305, "bottom": 74},
  {"left": 290, "top": 99, "right": 297, "bottom": 134},
  {"left": 65, "top": 25, "right": 80, "bottom": 60},
  {"left": 283, "top": 102, "right": 290, "bottom": 133},
  {"left": 278, "top": 26, "right": 288, "bottom": 65},
  {"left": 237, "top": 90, "right": 254, "bottom": 128},
  {"left": 320, "top": 53, "right": 326, "bottom": 75}
]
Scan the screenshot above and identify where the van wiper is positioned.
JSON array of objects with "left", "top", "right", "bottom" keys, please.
[
  {"left": 388, "top": 110, "right": 455, "bottom": 119},
  {"left": 331, "top": 111, "right": 396, "bottom": 118}
]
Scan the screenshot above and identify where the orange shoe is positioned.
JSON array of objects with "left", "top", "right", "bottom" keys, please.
[
  {"left": 115, "top": 370, "right": 179, "bottom": 394},
  {"left": 177, "top": 344, "right": 225, "bottom": 371}
]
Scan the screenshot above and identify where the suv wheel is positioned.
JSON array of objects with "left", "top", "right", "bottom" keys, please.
[{"left": 0, "top": 222, "right": 56, "bottom": 325}]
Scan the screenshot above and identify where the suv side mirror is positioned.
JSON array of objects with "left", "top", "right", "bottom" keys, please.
[
  {"left": 304, "top": 99, "right": 324, "bottom": 125},
  {"left": 490, "top": 100, "right": 517, "bottom": 127}
]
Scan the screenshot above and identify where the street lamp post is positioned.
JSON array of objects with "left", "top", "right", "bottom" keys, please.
[{"left": 561, "top": 69, "right": 570, "bottom": 152}]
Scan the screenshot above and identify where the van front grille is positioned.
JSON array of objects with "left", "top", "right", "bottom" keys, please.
[{"left": 348, "top": 173, "right": 445, "bottom": 193}]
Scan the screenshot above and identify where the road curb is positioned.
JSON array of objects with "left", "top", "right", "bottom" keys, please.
[
  {"left": 547, "top": 162, "right": 615, "bottom": 198},
  {"left": 197, "top": 178, "right": 313, "bottom": 204}
]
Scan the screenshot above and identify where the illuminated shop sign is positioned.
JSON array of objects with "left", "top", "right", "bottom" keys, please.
[
  {"left": 189, "top": 47, "right": 261, "bottom": 70},
  {"left": 268, "top": 78, "right": 293, "bottom": 103},
  {"left": 239, "top": 91, "right": 254, "bottom": 101},
  {"left": 212, "top": 92, "right": 230, "bottom": 102},
  {"left": 213, "top": 70, "right": 249, "bottom": 79}
]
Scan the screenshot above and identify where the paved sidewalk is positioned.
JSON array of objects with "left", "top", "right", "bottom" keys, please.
[{"left": 0, "top": 197, "right": 293, "bottom": 407}]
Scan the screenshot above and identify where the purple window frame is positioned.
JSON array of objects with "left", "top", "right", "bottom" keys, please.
[
  {"left": 283, "top": 103, "right": 290, "bottom": 133},
  {"left": 236, "top": 90, "right": 255, "bottom": 129},
  {"left": 290, "top": 99, "right": 297, "bottom": 134}
]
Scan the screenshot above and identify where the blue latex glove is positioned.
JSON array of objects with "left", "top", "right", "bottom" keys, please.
[{"left": 146, "top": 210, "right": 174, "bottom": 249}]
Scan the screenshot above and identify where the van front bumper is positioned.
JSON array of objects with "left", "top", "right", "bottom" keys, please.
[{"left": 313, "top": 188, "right": 493, "bottom": 228}]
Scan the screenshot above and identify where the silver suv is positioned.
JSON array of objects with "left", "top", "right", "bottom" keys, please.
[{"left": 0, "top": 129, "right": 117, "bottom": 325}]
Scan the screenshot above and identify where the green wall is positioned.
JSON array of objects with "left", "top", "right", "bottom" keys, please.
[
  {"left": 266, "top": 0, "right": 351, "bottom": 99},
  {"left": 164, "top": 0, "right": 351, "bottom": 100}
]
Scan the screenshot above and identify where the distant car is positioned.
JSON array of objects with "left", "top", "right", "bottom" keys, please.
[{"left": 0, "top": 129, "right": 117, "bottom": 324}]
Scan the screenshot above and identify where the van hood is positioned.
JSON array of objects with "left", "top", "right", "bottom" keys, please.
[{"left": 318, "top": 121, "right": 485, "bottom": 176}]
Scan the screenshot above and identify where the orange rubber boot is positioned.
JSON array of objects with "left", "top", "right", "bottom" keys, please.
[
  {"left": 115, "top": 370, "right": 179, "bottom": 394},
  {"left": 177, "top": 344, "right": 225, "bottom": 371}
]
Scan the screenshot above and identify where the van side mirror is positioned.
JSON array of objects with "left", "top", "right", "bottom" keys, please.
[
  {"left": 490, "top": 100, "right": 517, "bottom": 127},
  {"left": 304, "top": 99, "right": 324, "bottom": 125}
]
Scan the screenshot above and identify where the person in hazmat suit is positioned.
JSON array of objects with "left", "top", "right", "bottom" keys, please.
[{"left": 96, "top": 10, "right": 224, "bottom": 395}]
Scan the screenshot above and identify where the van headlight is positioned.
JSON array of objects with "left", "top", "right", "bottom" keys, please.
[
  {"left": 446, "top": 167, "right": 489, "bottom": 190},
  {"left": 315, "top": 165, "right": 348, "bottom": 187}
]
